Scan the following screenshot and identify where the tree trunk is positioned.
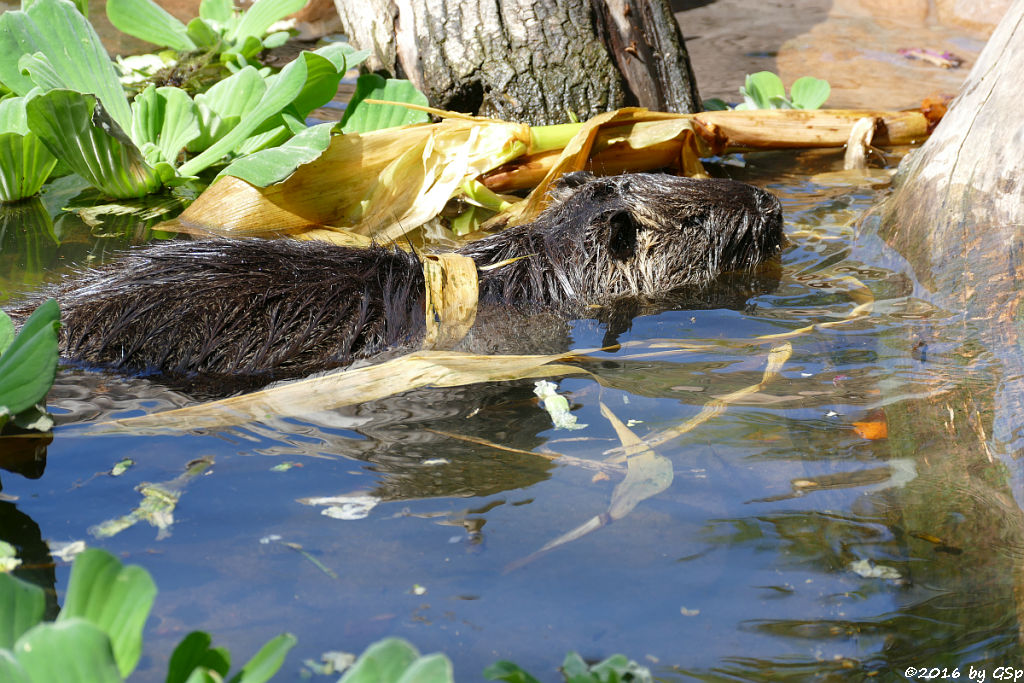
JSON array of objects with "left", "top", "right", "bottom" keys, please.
[
  {"left": 333, "top": 0, "right": 702, "bottom": 125},
  {"left": 877, "top": 0, "right": 1024, "bottom": 448}
]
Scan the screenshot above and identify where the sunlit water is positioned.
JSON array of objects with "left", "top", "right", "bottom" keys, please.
[{"left": 3, "top": 150, "right": 1023, "bottom": 682}]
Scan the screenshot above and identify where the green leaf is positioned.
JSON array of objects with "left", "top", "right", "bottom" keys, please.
[
  {"left": 183, "top": 669, "right": 220, "bottom": 683},
  {"left": 0, "top": 650, "right": 30, "bottom": 683},
  {"left": 339, "top": 638, "right": 419, "bottom": 683},
  {"left": 340, "top": 75, "right": 430, "bottom": 134},
  {"left": 284, "top": 45, "right": 351, "bottom": 120},
  {"left": 57, "top": 548, "right": 156, "bottom": 678},
  {"left": 166, "top": 631, "right": 231, "bottom": 683},
  {"left": 227, "top": 633, "right": 296, "bottom": 683},
  {"left": 178, "top": 55, "right": 308, "bottom": 176},
  {"left": 741, "top": 71, "right": 785, "bottom": 111},
  {"left": 130, "top": 85, "right": 200, "bottom": 165},
  {"left": 395, "top": 653, "right": 454, "bottom": 683},
  {"left": 701, "top": 97, "right": 730, "bottom": 111},
  {"left": 0, "top": 96, "right": 29, "bottom": 135},
  {"left": 13, "top": 619, "right": 122, "bottom": 683},
  {"left": 199, "top": 0, "right": 232, "bottom": 25},
  {"left": 262, "top": 30, "right": 290, "bottom": 49},
  {"left": 0, "top": 0, "right": 133, "bottom": 131},
  {"left": 227, "top": 0, "right": 307, "bottom": 45},
  {"left": 483, "top": 660, "right": 542, "bottom": 683},
  {"left": 561, "top": 652, "right": 591, "bottom": 681},
  {"left": 0, "top": 572, "right": 45, "bottom": 648},
  {"left": 218, "top": 121, "right": 332, "bottom": 186},
  {"left": 26, "top": 90, "right": 164, "bottom": 198},
  {"left": 106, "top": 0, "right": 195, "bottom": 51},
  {"left": 790, "top": 76, "right": 831, "bottom": 110},
  {"left": 187, "top": 66, "right": 266, "bottom": 153},
  {"left": 0, "top": 311, "right": 14, "bottom": 356},
  {"left": 186, "top": 17, "right": 222, "bottom": 50},
  {"left": 0, "top": 298, "right": 58, "bottom": 417},
  {"left": 0, "top": 129, "right": 58, "bottom": 202}
]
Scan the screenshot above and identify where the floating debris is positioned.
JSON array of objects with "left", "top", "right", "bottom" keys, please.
[
  {"left": 849, "top": 558, "right": 901, "bottom": 580},
  {"left": 300, "top": 493, "right": 380, "bottom": 520},
  {"left": 49, "top": 540, "right": 87, "bottom": 562},
  {"left": 0, "top": 540, "right": 20, "bottom": 572},
  {"left": 534, "top": 380, "right": 587, "bottom": 430},
  {"left": 898, "top": 48, "right": 963, "bottom": 69}
]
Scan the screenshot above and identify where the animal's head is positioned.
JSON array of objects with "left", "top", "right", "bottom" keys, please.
[{"left": 540, "top": 172, "right": 785, "bottom": 301}]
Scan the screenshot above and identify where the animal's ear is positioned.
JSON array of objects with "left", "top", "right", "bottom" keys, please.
[
  {"left": 553, "top": 171, "right": 596, "bottom": 190},
  {"left": 606, "top": 210, "right": 638, "bottom": 260}
]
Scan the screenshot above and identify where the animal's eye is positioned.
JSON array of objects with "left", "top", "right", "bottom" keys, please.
[{"left": 606, "top": 210, "right": 638, "bottom": 260}]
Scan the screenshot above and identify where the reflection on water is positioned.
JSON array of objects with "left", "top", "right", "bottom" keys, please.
[{"left": 2, "top": 150, "right": 1024, "bottom": 680}]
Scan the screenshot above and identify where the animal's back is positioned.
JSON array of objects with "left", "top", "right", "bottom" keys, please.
[{"left": 57, "top": 239, "right": 427, "bottom": 394}]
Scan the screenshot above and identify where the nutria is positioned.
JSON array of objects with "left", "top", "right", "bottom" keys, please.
[{"left": 34, "top": 172, "right": 784, "bottom": 393}]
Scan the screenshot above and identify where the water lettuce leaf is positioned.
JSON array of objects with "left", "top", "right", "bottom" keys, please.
[
  {"left": 178, "top": 55, "right": 308, "bottom": 176},
  {"left": 188, "top": 66, "right": 267, "bottom": 153},
  {"left": 0, "top": 299, "right": 59, "bottom": 420},
  {"left": 218, "top": 121, "right": 332, "bottom": 186},
  {"left": 26, "top": 90, "right": 165, "bottom": 198},
  {"left": 340, "top": 75, "right": 430, "bottom": 134},
  {"left": 0, "top": 104, "right": 58, "bottom": 203},
  {"left": 0, "top": 572, "right": 44, "bottom": 649},
  {"left": 227, "top": 0, "right": 307, "bottom": 45},
  {"left": 0, "top": 0, "right": 133, "bottom": 132},
  {"left": 106, "top": 0, "right": 196, "bottom": 51},
  {"left": 57, "top": 548, "right": 157, "bottom": 677},
  {"left": 8, "top": 620, "right": 122, "bottom": 683},
  {"left": 791, "top": 76, "right": 831, "bottom": 110},
  {"left": 130, "top": 85, "right": 201, "bottom": 165}
]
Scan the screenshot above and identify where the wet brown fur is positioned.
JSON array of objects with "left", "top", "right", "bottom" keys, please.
[{"left": 31, "top": 172, "right": 784, "bottom": 394}]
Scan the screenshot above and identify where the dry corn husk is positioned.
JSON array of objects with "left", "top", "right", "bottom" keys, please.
[
  {"left": 94, "top": 350, "right": 591, "bottom": 433},
  {"left": 164, "top": 107, "right": 932, "bottom": 241},
  {"left": 421, "top": 252, "right": 479, "bottom": 349}
]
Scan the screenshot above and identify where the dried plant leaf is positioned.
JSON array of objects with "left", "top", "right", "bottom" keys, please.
[
  {"left": 604, "top": 342, "right": 793, "bottom": 462},
  {"left": 174, "top": 117, "right": 530, "bottom": 240},
  {"left": 93, "top": 350, "right": 591, "bottom": 434},
  {"left": 421, "top": 253, "right": 478, "bottom": 349}
]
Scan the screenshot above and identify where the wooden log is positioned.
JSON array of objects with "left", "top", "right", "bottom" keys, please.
[{"left": 332, "top": 0, "right": 701, "bottom": 125}]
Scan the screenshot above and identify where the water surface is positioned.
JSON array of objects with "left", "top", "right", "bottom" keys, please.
[{"left": 2, "top": 150, "right": 1021, "bottom": 681}]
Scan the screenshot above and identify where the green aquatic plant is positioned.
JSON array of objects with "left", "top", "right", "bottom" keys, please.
[
  {"left": 704, "top": 71, "right": 831, "bottom": 111},
  {"left": 0, "top": 0, "right": 369, "bottom": 199},
  {"left": 0, "top": 299, "right": 59, "bottom": 433},
  {"left": 486, "top": 651, "right": 653, "bottom": 683},
  {"left": 106, "top": 0, "right": 307, "bottom": 71},
  {"left": 0, "top": 548, "right": 295, "bottom": 682},
  {"left": 0, "top": 99, "right": 59, "bottom": 204},
  {"left": 337, "top": 637, "right": 453, "bottom": 683}
]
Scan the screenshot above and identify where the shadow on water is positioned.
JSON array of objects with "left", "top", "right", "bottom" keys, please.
[{"left": 3, "top": 150, "right": 1024, "bottom": 680}]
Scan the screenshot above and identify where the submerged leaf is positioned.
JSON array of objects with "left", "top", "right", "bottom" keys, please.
[{"left": 96, "top": 350, "right": 588, "bottom": 433}]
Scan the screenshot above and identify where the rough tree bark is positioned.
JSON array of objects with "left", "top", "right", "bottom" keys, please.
[
  {"left": 332, "top": 0, "right": 701, "bottom": 125},
  {"left": 877, "top": 0, "right": 1024, "bottom": 441}
]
